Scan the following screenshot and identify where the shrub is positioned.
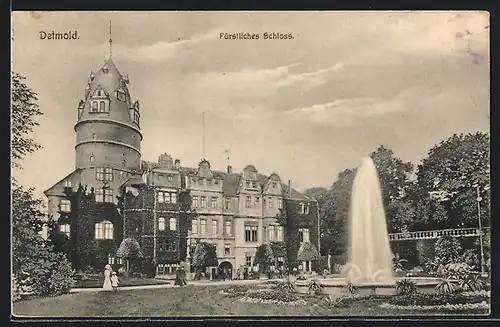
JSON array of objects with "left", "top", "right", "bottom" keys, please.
[
  {"left": 436, "top": 278, "right": 459, "bottom": 295},
  {"left": 396, "top": 279, "right": 418, "bottom": 296},
  {"left": 308, "top": 280, "right": 323, "bottom": 295},
  {"left": 458, "top": 273, "right": 485, "bottom": 292},
  {"left": 343, "top": 281, "right": 358, "bottom": 295},
  {"left": 23, "top": 252, "right": 75, "bottom": 296},
  {"left": 81, "top": 265, "right": 101, "bottom": 275},
  {"left": 435, "top": 236, "right": 463, "bottom": 265},
  {"left": 12, "top": 274, "right": 21, "bottom": 302},
  {"left": 249, "top": 271, "right": 261, "bottom": 280}
]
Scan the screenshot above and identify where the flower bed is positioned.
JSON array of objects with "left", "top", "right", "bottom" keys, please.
[
  {"left": 380, "top": 301, "right": 489, "bottom": 311},
  {"left": 240, "top": 295, "right": 307, "bottom": 306},
  {"left": 219, "top": 285, "right": 251, "bottom": 297},
  {"left": 387, "top": 292, "right": 490, "bottom": 306}
]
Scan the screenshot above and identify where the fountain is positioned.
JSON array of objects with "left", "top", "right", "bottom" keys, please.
[
  {"left": 341, "top": 157, "right": 395, "bottom": 286},
  {"left": 294, "top": 157, "right": 439, "bottom": 296}
]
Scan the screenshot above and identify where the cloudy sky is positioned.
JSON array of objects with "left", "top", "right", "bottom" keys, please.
[{"left": 12, "top": 11, "right": 489, "bottom": 198}]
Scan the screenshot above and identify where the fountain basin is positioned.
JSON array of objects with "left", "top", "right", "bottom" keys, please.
[{"left": 294, "top": 277, "right": 441, "bottom": 296}]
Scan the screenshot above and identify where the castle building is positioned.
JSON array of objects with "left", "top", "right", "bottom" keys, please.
[{"left": 43, "top": 36, "right": 319, "bottom": 276}]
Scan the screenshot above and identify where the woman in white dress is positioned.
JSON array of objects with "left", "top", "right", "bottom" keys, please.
[{"left": 103, "top": 264, "right": 113, "bottom": 291}]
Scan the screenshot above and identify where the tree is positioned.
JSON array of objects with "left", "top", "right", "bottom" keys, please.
[
  {"left": 117, "top": 237, "right": 143, "bottom": 272},
  {"left": 46, "top": 216, "right": 71, "bottom": 255},
  {"left": 254, "top": 243, "right": 275, "bottom": 273},
  {"left": 11, "top": 72, "right": 43, "bottom": 169},
  {"left": 435, "top": 236, "right": 463, "bottom": 265},
  {"left": 417, "top": 132, "right": 490, "bottom": 229},
  {"left": 369, "top": 145, "right": 415, "bottom": 233},
  {"left": 319, "top": 169, "right": 356, "bottom": 256},
  {"left": 11, "top": 72, "right": 74, "bottom": 297},
  {"left": 192, "top": 242, "right": 218, "bottom": 276}
]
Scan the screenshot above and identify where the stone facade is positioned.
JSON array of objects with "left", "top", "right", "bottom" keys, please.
[{"left": 43, "top": 57, "right": 320, "bottom": 276}]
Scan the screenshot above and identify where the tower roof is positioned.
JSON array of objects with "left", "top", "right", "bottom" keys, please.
[{"left": 77, "top": 58, "right": 137, "bottom": 126}]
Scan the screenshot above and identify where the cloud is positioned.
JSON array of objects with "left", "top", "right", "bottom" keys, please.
[
  {"left": 129, "top": 30, "right": 221, "bottom": 62},
  {"left": 285, "top": 87, "right": 423, "bottom": 126}
]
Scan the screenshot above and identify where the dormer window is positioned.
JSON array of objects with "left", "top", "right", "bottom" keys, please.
[
  {"left": 91, "top": 101, "right": 98, "bottom": 112},
  {"left": 129, "top": 107, "right": 140, "bottom": 125},
  {"left": 78, "top": 100, "right": 85, "bottom": 119},
  {"left": 97, "top": 90, "right": 102, "bottom": 96}
]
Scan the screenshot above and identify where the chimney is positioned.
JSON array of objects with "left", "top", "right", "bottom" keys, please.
[
  {"left": 174, "top": 159, "right": 181, "bottom": 170},
  {"left": 227, "top": 165, "right": 233, "bottom": 174},
  {"left": 288, "top": 180, "right": 292, "bottom": 197}
]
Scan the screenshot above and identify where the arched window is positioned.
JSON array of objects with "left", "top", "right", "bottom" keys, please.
[
  {"left": 99, "top": 101, "right": 106, "bottom": 112},
  {"left": 91, "top": 101, "right": 98, "bottom": 112},
  {"left": 89, "top": 155, "right": 94, "bottom": 163},
  {"left": 95, "top": 221, "right": 114, "bottom": 240},
  {"left": 97, "top": 90, "right": 102, "bottom": 96}
]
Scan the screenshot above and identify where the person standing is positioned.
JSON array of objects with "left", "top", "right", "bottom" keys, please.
[
  {"left": 111, "top": 272, "right": 119, "bottom": 291},
  {"left": 180, "top": 266, "right": 187, "bottom": 286},
  {"left": 103, "top": 264, "right": 113, "bottom": 291},
  {"left": 174, "top": 267, "right": 182, "bottom": 286}
]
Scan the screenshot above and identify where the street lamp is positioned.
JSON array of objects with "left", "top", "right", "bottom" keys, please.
[{"left": 475, "top": 184, "right": 488, "bottom": 276}]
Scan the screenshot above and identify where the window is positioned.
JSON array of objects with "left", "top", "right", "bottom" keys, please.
[
  {"left": 157, "top": 191, "right": 175, "bottom": 204},
  {"left": 189, "top": 245, "right": 197, "bottom": 255},
  {"left": 200, "top": 196, "right": 206, "bottom": 208},
  {"left": 224, "top": 197, "right": 231, "bottom": 210},
  {"left": 99, "top": 101, "right": 106, "bottom": 112},
  {"left": 252, "top": 182, "right": 257, "bottom": 188},
  {"left": 225, "top": 220, "right": 232, "bottom": 236},
  {"left": 89, "top": 155, "right": 94, "bottom": 163},
  {"left": 224, "top": 244, "right": 231, "bottom": 255},
  {"left": 268, "top": 225, "right": 275, "bottom": 241},
  {"left": 60, "top": 199, "right": 71, "bottom": 212},
  {"left": 59, "top": 224, "right": 70, "bottom": 237},
  {"left": 122, "top": 159, "right": 126, "bottom": 167},
  {"left": 277, "top": 256, "right": 284, "bottom": 268},
  {"left": 159, "top": 239, "right": 177, "bottom": 252},
  {"left": 268, "top": 197, "right": 273, "bottom": 208},
  {"left": 104, "top": 189, "right": 113, "bottom": 203},
  {"left": 255, "top": 196, "right": 260, "bottom": 207},
  {"left": 299, "top": 228, "right": 310, "bottom": 243},
  {"left": 246, "top": 181, "right": 250, "bottom": 188},
  {"left": 300, "top": 203, "right": 305, "bottom": 214},
  {"left": 272, "top": 182, "right": 277, "bottom": 188},
  {"left": 169, "top": 218, "right": 176, "bottom": 231},
  {"left": 92, "top": 133, "right": 96, "bottom": 139},
  {"left": 192, "top": 220, "right": 198, "bottom": 234},
  {"left": 158, "top": 217, "right": 166, "bottom": 231},
  {"left": 246, "top": 256, "right": 252, "bottom": 267},
  {"left": 96, "top": 167, "right": 113, "bottom": 182},
  {"left": 212, "top": 220, "right": 218, "bottom": 235},
  {"left": 108, "top": 254, "right": 115, "bottom": 265},
  {"left": 167, "top": 175, "right": 173, "bottom": 181},
  {"left": 277, "top": 226, "right": 284, "bottom": 242},
  {"left": 95, "top": 221, "right": 114, "bottom": 240},
  {"left": 97, "top": 90, "right": 102, "bottom": 96},
  {"left": 277, "top": 198, "right": 282, "bottom": 209},
  {"left": 305, "top": 205, "right": 310, "bottom": 214},
  {"left": 245, "top": 225, "right": 258, "bottom": 242},
  {"left": 95, "top": 189, "right": 112, "bottom": 203},
  {"left": 211, "top": 197, "right": 217, "bottom": 208},
  {"left": 192, "top": 196, "right": 198, "bottom": 208},
  {"left": 91, "top": 101, "right": 98, "bottom": 112},
  {"left": 245, "top": 196, "right": 252, "bottom": 208},
  {"left": 64, "top": 180, "right": 72, "bottom": 188},
  {"left": 200, "top": 219, "right": 207, "bottom": 234}
]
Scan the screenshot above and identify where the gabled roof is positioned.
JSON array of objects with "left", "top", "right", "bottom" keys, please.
[{"left": 43, "top": 169, "right": 82, "bottom": 197}]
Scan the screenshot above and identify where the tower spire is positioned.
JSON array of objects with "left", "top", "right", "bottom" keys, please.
[
  {"left": 109, "top": 20, "right": 113, "bottom": 58},
  {"left": 202, "top": 112, "right": 206, "bottom": 160}
]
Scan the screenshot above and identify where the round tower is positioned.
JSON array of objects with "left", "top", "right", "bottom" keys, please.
[{"left": 74, "top": 58, "right": 142, "bottom": 172}]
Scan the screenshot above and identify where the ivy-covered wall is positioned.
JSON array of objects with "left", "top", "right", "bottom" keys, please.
[
  {"left": 276, "top": 199, "right": 320, "bottom": 271},
  {"left": 64, "top": 185, "right": 123, "bottom": 271}
]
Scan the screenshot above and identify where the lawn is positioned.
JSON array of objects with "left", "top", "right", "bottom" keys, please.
[
  {"left": 12, "top": 284, "right": 490, "bottom": 317},
  {"left": 73, "top": 276, "right": 170, "bottom": 289}
]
